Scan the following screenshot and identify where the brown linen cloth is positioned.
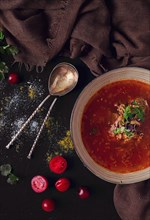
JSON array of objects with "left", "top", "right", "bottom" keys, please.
[
  {"left": 114, "top": 180, "right": 150, "bottom": 220},
  {"left": 0, "top": 0, "right": 150, "bottom": 74},
  {"left": 0, "top": 0, "right": 150, "bottom": 219}
]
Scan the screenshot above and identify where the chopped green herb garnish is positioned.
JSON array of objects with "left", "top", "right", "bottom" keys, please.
[
  {"left": 113, "top": 128, "right": 121, "bottom": 134},
  {"left": 123, "top": 105, "right": 133, "bottom": 121},
  {"left": 132, "top": 107, "right": 144, "bottom": 122},
  {"left": 113, "top": 126, "right": 125, "bottom": 134},
  {"left": 111, "top": 99, "right": 147, "bottom": 141},
  {"left": 123, "top": 102, "right": 144, "bottom": 122},
  {"left": 124, "top": 128, "right": 134, "bottom": 138}
]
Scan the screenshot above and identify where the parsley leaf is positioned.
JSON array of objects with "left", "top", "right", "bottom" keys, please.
[
  {"left": 0, "top": 164, "right": 19, "bottom": 185},
  {"left": 123, "top": 102, "right": 145, "bottom": 122},
  {"left": 7, "top": 173, "right": 19, "bottom": 185},
  {"left": 0, "top": 164, "right": 12, "bottom": 176},
  {"left": 123, "top": 105, "right": 133, "bottom": 121},
  {"left": 132, "top": 107, "right": 144, "bottom": 122}
]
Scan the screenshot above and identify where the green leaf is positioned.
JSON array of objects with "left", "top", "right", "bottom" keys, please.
[
  {"left": 123, "top": 105, "right": 132, "bottom": 121},
  {"left": 132, "top": 107, "right": 144, "bottom": 122},
  {"left": 8, "top": 45, "right": 19, "bottom": 56},
  {"left": 2, "top": 45, "right": 19, "bottom": 56},
  {"left": 7, "top": 173, "right": 19, "bottom": 185},
  {"left": 0, "top": 31, "right": 5, "bottom": 40},
  {"left": 0, "top": 164, "right": 12, "bottom": 176}
]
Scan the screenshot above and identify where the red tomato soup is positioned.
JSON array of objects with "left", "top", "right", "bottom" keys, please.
[{"left": 81, "top": 80, "right": 150, "bottom": 173}]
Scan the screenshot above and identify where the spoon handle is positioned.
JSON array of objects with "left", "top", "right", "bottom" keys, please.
[
  {"left": 27, "top": 97, "right": 57, "bottom": 159},
  {"left": 6, "top": 94, "right": 51, "bottom": 149}
]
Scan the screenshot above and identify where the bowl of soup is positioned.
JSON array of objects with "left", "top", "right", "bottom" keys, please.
[{"left": 71, "top": 67, "right": 150, "bottom": 184}]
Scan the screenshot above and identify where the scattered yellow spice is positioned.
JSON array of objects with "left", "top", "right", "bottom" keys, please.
[
  {"left": 57, "top": 130, "right": 74, "bottom": 153},
  {"left": 45, "top": 117, "right": 52, "bottom": 129},
  {"left": 28, "top": 87, "right": 36, "bottom": 99},
  {"left": 46, "top": 151, "right": 61, "bottom": 163}
]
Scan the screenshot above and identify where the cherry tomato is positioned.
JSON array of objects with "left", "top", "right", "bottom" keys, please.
[
  {"left": 31, "top": 175, "right": 48, "bottom": 193},
  {"left": 78, "top": 186, "right": 90, "bottom": 199},
  {"left": 8, "top": 72, "right": 19, "bottom": 84},
  {"left": 42, "top": 199, "right": 55, "bottom": 212},
  {"left": 55, "top": 178, "right": 70, "bottom": 192},
  {"left": 49, "top": 155, "right": 67, "bottom": 174}
]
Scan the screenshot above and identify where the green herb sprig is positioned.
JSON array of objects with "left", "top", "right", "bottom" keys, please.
[{"left": 0, "top": 31, "right": 19, "bottom": 79}]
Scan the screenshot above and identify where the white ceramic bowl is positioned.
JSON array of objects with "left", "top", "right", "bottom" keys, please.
[{"left": 71, "top": 67, "right": 150, "bottom": 184}]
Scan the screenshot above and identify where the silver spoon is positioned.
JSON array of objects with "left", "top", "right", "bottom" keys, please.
[{"left": 5, "top": 62, "right": 78, "bottom": 158}]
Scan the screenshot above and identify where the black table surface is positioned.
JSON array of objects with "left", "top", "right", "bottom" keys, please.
[{"left": 0, "top": 57, "right": 121, "bottom": 220}]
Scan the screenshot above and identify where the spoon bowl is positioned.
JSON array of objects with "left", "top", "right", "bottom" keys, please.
[{"left": 48, "top": 62, "right": 78, "bottom": 96}]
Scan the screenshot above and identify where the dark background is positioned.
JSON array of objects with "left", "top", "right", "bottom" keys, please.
[{"left": 0, "top": 57, "right": 121, "bottom": 220}]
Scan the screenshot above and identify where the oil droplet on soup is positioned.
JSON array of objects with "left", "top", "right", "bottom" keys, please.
[{"left": 81, "top": 80, "right": 150, "bottom": 173}]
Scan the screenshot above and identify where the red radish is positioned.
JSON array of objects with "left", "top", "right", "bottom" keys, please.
[
  {"left": 78, "top": 186, "right": 90, "bottom": 199},
  {"left": 49, "top": 155, "right": 67, "bottom": 174},
  {"left": 42, "top": 199, "right": 55, "bottom": 212},
  {"left": 31, "top": 175, "right": 48, "bottom": 193},
  {"left": 8, "top": 72, "right": 19, "bottom": 84},
  {"left": 55, "top": 177, "right": 70, "bottom": 192}
]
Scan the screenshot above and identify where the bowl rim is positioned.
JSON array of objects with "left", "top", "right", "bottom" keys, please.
[{"left": 70, "top": 67, "right": 150, "bottom": 184}]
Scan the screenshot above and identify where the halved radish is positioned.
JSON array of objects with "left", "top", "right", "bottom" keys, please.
[{"left": 31, "top": 175, "right": 48, "bottom": 193}]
